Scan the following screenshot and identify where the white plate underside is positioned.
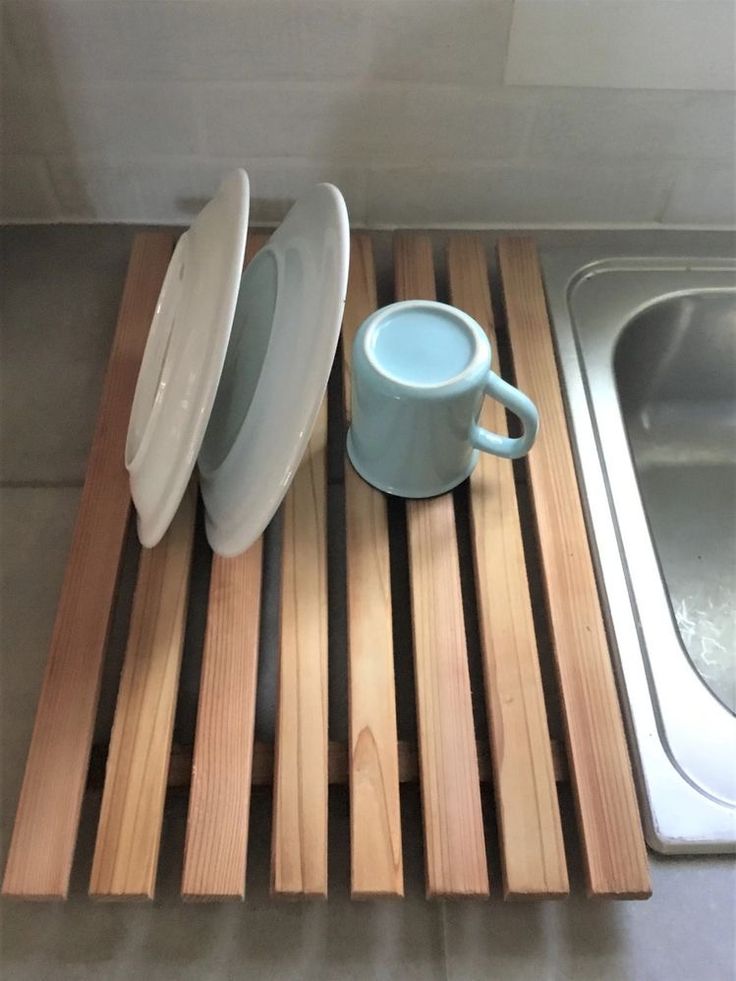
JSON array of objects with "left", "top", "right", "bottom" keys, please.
[{"left": 126, "top": 170, "right": 249, "bottom": 547}]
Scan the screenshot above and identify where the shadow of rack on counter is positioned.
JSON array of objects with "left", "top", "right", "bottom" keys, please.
[{"left": 1, "top": 232, "right": 651, "bottom": 904}]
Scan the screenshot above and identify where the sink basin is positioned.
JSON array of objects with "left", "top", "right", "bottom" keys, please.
[
  {"left": 615, "top": 294, "right": 736, "bottom": 715},
  {"left": 542, "top": 249, "right": 736, "bottom": 853}
]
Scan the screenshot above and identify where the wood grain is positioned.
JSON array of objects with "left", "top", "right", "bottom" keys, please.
[
  {"left": 89, "top": 482, "right": 197, "bottom": 900},
  {"left": 271, "top": 399, "right": 329, "bottom": 897},
  {"left": 181, "top": 542, "right": 263, "bottom": 900},
  {"left": 447, "top": 235, "right": 568, "bottom": 898},
  {"left": 1, "top": 232, "right": 174, "bottom": 900},
  {"left": 498, "top": 237, "right": 651, "bottom": 899},
  {"left": 342, "top": 234, "right": 403, "bottom": 898},
  {"left": 89, "top": 737, "right": 567, "bottom": 790},
  {"left": 181, "top": 233, "right": 267, "bottom": 902},
  {"left": 393, "top": 234, "right": 489, "bottom": 898}
]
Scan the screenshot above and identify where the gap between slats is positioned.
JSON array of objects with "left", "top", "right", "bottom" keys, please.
[{"left": 447, "top": 235, "right": 568, "bottom": 899}]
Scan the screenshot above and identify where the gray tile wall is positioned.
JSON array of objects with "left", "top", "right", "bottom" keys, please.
[{"left": 1, "top": 0, "right": 734, "bottom": 226}]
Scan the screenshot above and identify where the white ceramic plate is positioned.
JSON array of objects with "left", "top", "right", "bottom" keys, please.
[
  {"left": 126, "top": 170, "right": 249, "bottom": 547},
  {"left": 199, "top": 183, "right": 350, "bottom": 557}
]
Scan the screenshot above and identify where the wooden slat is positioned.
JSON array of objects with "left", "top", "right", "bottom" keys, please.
[
  {"left": 2, "top": 232, "right": 174, "bottom": 900},
  {"left": 271, "top": 399, "right": 329, "bottom": 897},
  {"left": 342, "top": 234, "right": 403, "bottom": 898},
  {"left": 89, "top": 482, "right": 197, "bottom": 900},
  {"left": 181, "top": 233, "right": 267, "bottom": 902},
  {"left": 393, "top": 234, "right": 489, "bottom": 898},
  {"left": 89, "top": 736, "right": 567, "bottom": 790},
  {"left": 181, "top": 542, "right": 263, "bottom": 900},
  {"left": 447, "top": 236, "right": 568, "bottom": 898},
  {"left": 498, "top": 237, "right": 651, "bottom": 899}
]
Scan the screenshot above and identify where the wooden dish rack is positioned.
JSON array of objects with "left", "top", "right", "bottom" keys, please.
[{"left": 2, "top": 232, "right": 651, "bottom": 903}]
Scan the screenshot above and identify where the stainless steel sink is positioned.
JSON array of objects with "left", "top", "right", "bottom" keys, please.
[
  {"left": 541, "top": 248, "right": 736, "bottom": 853},
  {"left": 616, "top": 294, "right": 736, "bottom": 715}
]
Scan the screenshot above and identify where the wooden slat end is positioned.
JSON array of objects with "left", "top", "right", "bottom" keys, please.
[
  {"left": 0, "top": 886, "right": 68, "bottom": 902},
  {"left": 270, "top": 886, "right": 329, "bottom": 901},
  {"left": 181, "top": 891, "right": 245, "bottom": 903},
  {"left": 587, "top": 882, "right": 653, "bottom": 901},
  {"left": 90, "top": 890, "right": 154, "bottom": 903},
  {"left": 497, "top": 235, "right": 539, "bottom": 255},
  {"left": 503, "top": 879, "right": 570, "bottom": 901},
  {"left": 350, "top": 887, "right": 405, "bottom": 901},
  {"left": 426, "top": 884, "right": 490, "bottom": 901}
]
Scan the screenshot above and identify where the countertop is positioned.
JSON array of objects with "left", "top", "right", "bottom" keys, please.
[{"left": 1, "top": 225, "right": 734, "bottom": 981}]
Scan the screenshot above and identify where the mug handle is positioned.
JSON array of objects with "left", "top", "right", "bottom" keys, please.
[{"left": 470, "top": 371, "right": 539, "bottom": 460}]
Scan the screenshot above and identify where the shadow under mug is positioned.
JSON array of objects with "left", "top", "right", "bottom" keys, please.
[{"left": 346, "top": 300, "right": 539, "bottom": 498}]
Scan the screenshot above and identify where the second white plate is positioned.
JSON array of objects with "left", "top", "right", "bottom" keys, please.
[{"left": 199, "top": 183, "right": 350, "bottom": 557}]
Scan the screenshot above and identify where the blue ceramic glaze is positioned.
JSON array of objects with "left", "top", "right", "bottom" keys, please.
[
  {"left": 347, "top": 300, "right": 539, "bottom": 497},
  {"left": 368, "top": 306, "right": 477, "bottom": 386}
]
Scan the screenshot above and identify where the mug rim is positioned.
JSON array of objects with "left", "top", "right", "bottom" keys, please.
[{"left": 360, "top": 300, "right": 491, "bottom": 395}]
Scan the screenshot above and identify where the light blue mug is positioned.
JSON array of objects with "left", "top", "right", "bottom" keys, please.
[{"left": 346, "top": 300, "right": 539, "bottom": 498}]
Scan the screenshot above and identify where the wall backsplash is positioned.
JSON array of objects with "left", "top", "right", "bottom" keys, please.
[{"left": 2, "top": 0, "right": 734, "bottom": 226}]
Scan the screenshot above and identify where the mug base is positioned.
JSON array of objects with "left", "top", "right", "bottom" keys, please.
[{"left": 346, "top": 433, "right": 479, "bottom": 499}]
